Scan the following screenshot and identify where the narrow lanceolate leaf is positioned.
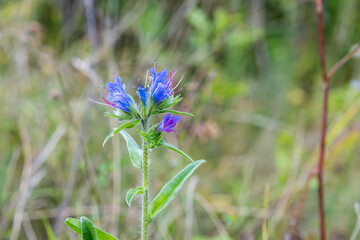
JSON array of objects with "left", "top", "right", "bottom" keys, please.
[
  {"left": 148, "top": 160, "right": 206, "bottom": 222},
  {"left": 65, "top": 218, "right": 119, "bottom": 240},
  {"left": 126, "top": 187, "right": 144, "bottom": 207},
  {"left": 80, "top": 217, "right": 98, "bottom": 240},
  {"left": 65, "top": 218, "right": 82, "bottom": 234},
  {"left": 120, "top": 130, "right": 142, "bottom": 169},
  {"left": 103, "top": 119, "right": 141, "bottom": 147},
  {"left": 42, "top": 218, "right": 56, "bottom": 240},
  {"left": 153, "top": 109, "right": 194, "bottom": 117},
  {"left": 160, "top": 141, "right": 195, "bottom": 163},
  {"left": 104, "top": 112, "right": 133, "bottom": 120}
]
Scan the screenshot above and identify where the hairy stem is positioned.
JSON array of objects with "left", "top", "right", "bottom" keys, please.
[{"left": 141, "top": 119, "right": 149, "bottom": 240}]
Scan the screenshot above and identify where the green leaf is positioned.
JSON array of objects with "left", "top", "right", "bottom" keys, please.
[
  {"left": 65, "top": 218, "right": 82, "bottom": 234},
  {"left": 103, "top": 119, "right": 141, "bottom": 147},
  {"left": 104, "top": 112, "right": 133, "bottom": 120},
  {"left": 160, "top": 141, "right": 195, "bottom": 163},
  {"left": 96, "top": 228, "right": 119, "bottom": 240},
  {"left": 65, "top": 218, "right": 119, "bottom": 240},
  {"left": 126, "top": 187, "right": 144, "bottom": 207},
  {"left": 148, "top": 160, "right": 205, "bottom": 222},
  {"left": 81, "top": 217, "right": 98, "bottom": 240},
  {"left": 42, "top": 218, "right": 56, "bottom": 240},
  {"left": 153, "top": 109, "right": 194, "bottom": 117},
  {"left": 155, "top": 95, "right": 183, "bottom": 110},
  {"left": 120, "top": 130, "right": 142, "bottom": 169}
]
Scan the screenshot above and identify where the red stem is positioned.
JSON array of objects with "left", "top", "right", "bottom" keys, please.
[
  {"left": 294, "top": 2, "right": 358, "bottom": 238},
  {"left": 317, "top": 82, "right": 328, "bottom": 240},
  {"left": 315, "top": 0, "right": 328, "bottom": 239}
]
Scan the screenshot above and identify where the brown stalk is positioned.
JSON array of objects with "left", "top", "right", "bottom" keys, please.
[
  {"left": 315, "top": 0, "right": 328, "bottom": 239},
  {"left": 292, "top": 36, "right": 359, "bottom": 240},
  {"left": 293, "top": 1, "right": 360, "bottom": 239},
  {"left": 327, "top": 43, "right": 360, "bottom": 79},
  {"left": 292, "top": 0, "right": 329, "bottom": 239}
]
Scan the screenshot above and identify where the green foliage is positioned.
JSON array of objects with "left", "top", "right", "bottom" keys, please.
[
  {"left": 153, "top": 95, "right": 183, "bottom": 111},
  {"left": 148, "top": 160, "right": 206, "bottom": 222},
  {"left": 65, "top": 218, "right": 82, "bottom": 234},
  {"left": 81, "top": 217, "right": 98, "bottom": 240},
  {"left": 2, "top": 0, "right": 360, "bottom": 238},
  {"left": 138, "top": 126, "right": 163, "bottom": 149},
  {"left": 160, "top": 141, "right": 195, "bottom": 163},
  {"left": 126, "top": 187, "right": 144, "bottom": 207},
  {"left": 105, "top": 109, "right": 134, "bottom": 121},
  {"left": 120, "top": 130, "right": 142, "bottom": 169},
  {"left": 42, "top": 218, "right": 56, "bottom": 240},
  {"left": 103, "top": 119, "right": 141, "bottom": 146},
  {"left": 65, "top": 218, "right": 118, "bottom": 240},
  {"left": 152, "top": 109, "right": 194, "bottom": 117}
]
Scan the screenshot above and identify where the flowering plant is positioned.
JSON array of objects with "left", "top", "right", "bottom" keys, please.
[{"left": 65, "top": 62, "right": 205, "bottom": 240}]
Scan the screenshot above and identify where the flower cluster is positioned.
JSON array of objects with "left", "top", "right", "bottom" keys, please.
[{"left": 93, "top": 62, "right": 186, "bottom": 135}]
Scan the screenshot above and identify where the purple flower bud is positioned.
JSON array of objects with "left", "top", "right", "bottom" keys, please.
[{"left": 157, "top": 113, "right": 181, "bottom": 132}]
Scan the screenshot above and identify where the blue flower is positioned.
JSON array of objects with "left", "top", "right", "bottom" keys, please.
[
  {"left": 105, "top": 76, "right": 134, "bottom": 112},
  {"left": 137, "top": 86, "right": 149, "bottom": 105},
  {"left": 150, "top": 67, "right": 172, "bottom": 104},
  {"left": 158, "top": 113, "right": 181, "bottom": 132},
  {"left": 149, "top": 63, "right": 184, "bottom": 105}
]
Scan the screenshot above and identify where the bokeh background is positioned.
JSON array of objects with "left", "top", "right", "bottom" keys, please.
[{"left": 1, "top": 0, "right": 360, "bottom": 239}]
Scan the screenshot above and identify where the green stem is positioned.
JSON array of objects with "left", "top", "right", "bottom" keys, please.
[{"left": 141, "top": 118, "right": 149, "bottom": 240}]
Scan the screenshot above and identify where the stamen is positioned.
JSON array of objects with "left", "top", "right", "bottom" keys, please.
[
  {"left": 167, "top": 69, "right": 179, "bottom": 87},
  {"left": 102, "top": 97, "right": 115, "bottom": 106},
  {"left": 172, "top": 75, "right": 184, "bottom": 91},
  {"left": 89, "top": 98, "right": 109, "bottom": 106},
  {"left": 145, "top": 70, "right": 149, "bottom": 87},
  {"left": 103, "top": 87, "right": 110, "bottom": 94},
  {"left": 166, "top": 77, "right": 172, "bottom": 87},
  {"left": 135, "top": 78, "right": 141, "bottom": 89},
  {"left": 170, "top": 69, "right": 178, "bottom": 81},
  {"left": 171, "top": 85, "right": 184, "bottom": 95},
  {"left": 164, "top": 116, "right": 173, "bottom": 127},
  {"left": 98, "top": 87, "right": 108, "bottom": 96}
]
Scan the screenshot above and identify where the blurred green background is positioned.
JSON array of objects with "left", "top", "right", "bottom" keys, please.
[{"left": 1, "top": 0, "right": 360, "bottom": 239}]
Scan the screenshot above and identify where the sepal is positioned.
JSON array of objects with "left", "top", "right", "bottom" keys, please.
[
  {"left": 152, "top": 95, "right": 182, "bottom": 113},
  {"left": 128, "top": 95, "right": 141, "bottom": 119},
  {"left": 105, "top": 109, "right": 133, "bottom": 121},
  {"left": 138, "top": 126, "right": 163, "bottom": 149}
]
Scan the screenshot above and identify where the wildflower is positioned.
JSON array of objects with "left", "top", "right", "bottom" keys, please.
[
  {"left": 96, "top": 75, "right": 134, "bottom": 112},
  {"left": 137, "top": 86, "right": 149, "bottom": 105},
  {"left": 150, "top": 62, "right": 183, "bottom": 105},
  {"left": 157, "top": 113, "right": 181, "bottom": 132}
]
